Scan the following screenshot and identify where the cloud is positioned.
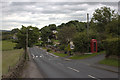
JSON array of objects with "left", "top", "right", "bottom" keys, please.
[
  {"left": 1, "top": 0, "right": 119, "bottom": 2},
  {"left": 1, "top": 1, "right": 119, "bottom": 30}
]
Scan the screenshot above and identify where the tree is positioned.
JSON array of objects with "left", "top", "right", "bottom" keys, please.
[
  {"left": 105, "top": 15, "right": 120, "bottom": 38},
  {"left": 57, "top": 20, "right": 86, "bottom": 32},
  {"left": 57, "top": 23, "right": 66, "bottom": 29},
  {"left": 16, "top": 25, "right": 40, "bottom": 59},
  {"left": 92, "top": 6, "right": 116, "bottom": 33},
  {"left": 40, "top": 26, "right": 52, "bottom": 45},
  {"left": 2, "top": 31, "right": 12, "bottom": 40},
  {"left": 40, "top": 24, "right": 57, "bottom": 45},
  {"left": 48, "top": 24, "right": 56, "bottom": 30},
  {"left": 73, "top": 32, "right": 90, "bottom": 53},
  {"left": 57, "top": 26, "right": 76, "bottom": 44},
  {"left": 11, "top": 28, "right": 19, "bottom": 34},
  {"left": 66, "top": 20, "right": 86, "bottom": 32}
]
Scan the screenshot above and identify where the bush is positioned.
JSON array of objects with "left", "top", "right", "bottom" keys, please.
[
  {"left": 47, "top": 49, "right": 51, "bottom": 52},
  {"left": 14, "top": 43, "right": 22, "bottom": 49},
  {"left": 97, "top": 41, "right": 104, "bottom": 52},
  {"left": 59, "top": 44, "right": 65, "bottom": 50},
  {"left": 103, "top": 38, "right": 120, "bottom": 58},
  {"left": 73, "top": 32, "right": 90, "bottom": 53},
  {"left": 34, "top": 41, "right": 43, "bottom": 46},
  {"left": 12, "top": 39, "right": 18, "bottom": 43}
]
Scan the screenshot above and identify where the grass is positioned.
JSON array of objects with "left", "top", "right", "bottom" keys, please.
[
  {"left": 2, "top": 40, "right": 16, "bottom": 51},
  {"left": 0, "top": 50, "right": 1, "bottom": 79},
  {"left": 99, "top": 58, "right": 119, "bottom": 67},
  {"left": 2, "top": 49, "right": 23, "bottom": 74},
  {"left": 53, "top": 52, "right": 68, "bottom": 57},
  {"left": 49, "top": 51, "right": 68, "bottom": 57},
  {"left": 69, "top": 51, "right": 105, "bottom": 59},
  {"left": 42, "top": 47, "right": 47, "bottom": 50},
  {"left": 0, "top": 41, "right": 2, "bottom": 78},
  {"left": 53, "top": 40, "right": 59, "bottom": 43},
  {"left": 2, "top": 40, "right": 24, "bottom": 74}
]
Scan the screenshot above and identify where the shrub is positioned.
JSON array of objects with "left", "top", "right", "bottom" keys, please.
[
  {"left": 47, "top": 49, "right": 51, "bottom": 52},
  {"left": 97, "top": 41, "right": 104, "bottom": 52},
  {"left": 59, "top": 44, "right": 65, "bottom": 50},
  {"left": 14, "top": 43, "right": 22, "bottom": 49},
  {"left": 34, "top": 41, "right": 43, "bottom": 47},
  {"left": 103, "top": 38, "right": 120, "bottom": 58},
  {"left": 73, "top": 32, "right": 90, "bottom": 53}
]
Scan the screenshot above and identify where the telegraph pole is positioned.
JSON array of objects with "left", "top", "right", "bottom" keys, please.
[
  {"left": 87, "top": 13, "right": 89, "bottom": 52},
  {"left": 25, "top": 28, "right": 28, "bottom": 60},
  {"left": 87, "top": 13, "right": 89, "bottom": 36}
]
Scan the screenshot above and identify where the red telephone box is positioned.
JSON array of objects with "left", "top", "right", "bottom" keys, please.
[{"left": 91, "top": 39, "right": 97, "bottom": 53}]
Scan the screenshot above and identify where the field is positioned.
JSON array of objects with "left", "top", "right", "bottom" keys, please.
[
  {"left": 2, "top": 40, "right": 23, "bottom": 74},
  {"left": 0, "top": 41, "right": 1, "bottom": 79},
  {"left": 2, "top": 40, "right": 16, "bottom": 51},
  {"left": 2, "top": 49, "right": 23, "bottom": 74}
]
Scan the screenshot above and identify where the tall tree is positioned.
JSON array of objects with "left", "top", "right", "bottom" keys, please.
[
  {"left": 92, "top": 6, "right": 116, "bottom": 33},
  {"left": 57, "top": 26, "right": 76, "bottom": 44},
  {"left": 105, "top": 15, "right": 120, "bottom": 38},
  {"left": 40, "top": 24, "right": 57, "bottom": 45},
  {"left": 58, "top": 20, "right": 86, "bottom": 32},
  {"left": 16, "top": 25, "right": 40, "bottom": 59},
  {"left": 11, "top": 28, "right": 19, "bottom": 34}
]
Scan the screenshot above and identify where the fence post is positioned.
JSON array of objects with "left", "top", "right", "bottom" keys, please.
[{"left": 8, "top": 66, "right": 11, "bottom": 72}]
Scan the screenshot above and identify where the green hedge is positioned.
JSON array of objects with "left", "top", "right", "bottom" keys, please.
[
  {"left": 97, "top": 41, "right": 104, "bottom": 52},
  {"left": 73, "top": 32, "right": 90, "bottom": 53},
  {"left": 103, "top": 38, "right": 120, "bottom": 57},
  {"left": 59, "top": 44, "right": 65, "bottom": 50}
]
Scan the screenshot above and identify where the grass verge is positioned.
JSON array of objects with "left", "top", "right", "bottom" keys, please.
[
  {"left": 69, "top": 51, "right": 105, "bottom": 59},
  {"left": 42, "top": 47, "right": 47, "bottom": 50},
  {"left": 2, "top": 40, "right": 24, "bottom": 75},
  {"left": 99, "top": 58, "right": 119, "bottom": 67},
  {"left": 49, "top": 51, "right": 68, "bottom": 57},
  {"left": 53, "top": 52, "right": 68, "bottom": 57},
  {"left": 2, "top": 49, "right": 23, "bottom": 74}
]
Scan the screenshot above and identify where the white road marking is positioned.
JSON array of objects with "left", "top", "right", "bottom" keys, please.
[
  {"left": 88, "top": 75, "right": 96, "bottom": 78},
  {"left": 67, "top": 67, "right": 79, "bottom": 72},
  {"left": 40, "top": 56, "right": 42, "bottom": 57},
  {"left": 36, "top": 56, "right": 38, "bottom": 58},
  {"left": 32, "top": 54, "right": 35, "bottom": 59},
  {"left": 88, "top": 75, "right": 101, "bottom": 80}
]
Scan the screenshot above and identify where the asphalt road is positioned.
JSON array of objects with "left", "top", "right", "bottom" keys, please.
[{"left": 29, "top": 47, "right": 118, "bottom": 79}]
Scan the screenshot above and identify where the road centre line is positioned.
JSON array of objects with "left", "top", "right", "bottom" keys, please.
[
  {"left": 88, "top": 75, "right": 95, "bottom": 78},
  {"left": 67, "top": 67, "right": 79, "bottom": 72},
  {"left": 36, "top": 56, "right": 38, "bottom": 57},
  {"left": 40, "top": 56, "right": 42, "bottom": 57},
  {"left": 88, "top": 75, "right": 101, "bottom": 80},
  {"left": 32, "top": 54, "right": 35, "bottom": 58}
]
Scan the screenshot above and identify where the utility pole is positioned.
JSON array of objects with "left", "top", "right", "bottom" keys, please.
[
  {"left": 87, "top": 13, "right": 89, "bottom": 52},
  {"left": 27, "top": 28, "right": 28, "bottom": 51},
  {"left": 25, "top": 28, "right": 28, "bottom": 60},
  {"left": 87, "top": 13, "right": 89, "bottom": 36}
]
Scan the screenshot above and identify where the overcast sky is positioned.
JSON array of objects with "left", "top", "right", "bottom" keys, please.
[{"left": 0, "top": 0, "right": 119, "bottom": 30}]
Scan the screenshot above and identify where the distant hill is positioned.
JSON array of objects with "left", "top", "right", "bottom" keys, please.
[{"left": 0, "top": 30, "right": 11, "bottom": 32}]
